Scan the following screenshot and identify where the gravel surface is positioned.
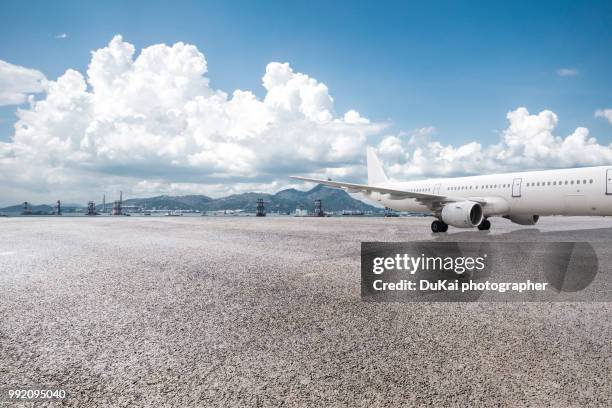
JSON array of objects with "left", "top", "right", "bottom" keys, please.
[{"left": 0, "top": 216, "right": 610, "bottom": 407}]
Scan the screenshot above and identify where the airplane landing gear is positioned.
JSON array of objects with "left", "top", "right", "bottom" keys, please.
[
  {"left": 431, "top": 220, "right": 448, "bottom": 233},
  {"left": 478, "top": 219, "right": 491, "bottom": 231}
]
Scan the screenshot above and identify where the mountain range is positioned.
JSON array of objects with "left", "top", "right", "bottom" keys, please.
[{"left": 0, "top": 185, "right": 383, "bottom": 214}]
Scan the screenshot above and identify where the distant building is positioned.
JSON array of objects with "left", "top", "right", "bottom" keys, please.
[
  {"left": 121, "top": 205, "right": 142, "bottom": 213},
  {"left": 314, "top": 199, "right": 324, "bottom": 217},
  {"left": 22, "top": 202, "right": 32, "bottom": 215},
  {"left": 342, "top": 209, "right": 364, "bottom": 216},
  {"left": 256, "top": 198, "right": 266, "bottom": 217},
  {"left": 86, "top": 201, "right": 98, "bottom": 216},
  {"left": 112, "top": 191, "right": 123, "bottom": 215},
  {"left": 384, "top": 207, "right": 399, "bottom": 217},
  {"left": 295, "top": 208, "right": 308, "bottom": 217}
]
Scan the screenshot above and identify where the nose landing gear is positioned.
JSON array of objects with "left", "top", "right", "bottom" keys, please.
[
  {"left": 431, "top": 220, "right": 448, "bottom": 233},
  {"left": 478, "top": 218, "right": 491, "bottom": 231}
]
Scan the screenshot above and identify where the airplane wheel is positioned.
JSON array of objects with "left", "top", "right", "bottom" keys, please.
[
  {"left": 431, "top": 220, "right": 447, "bottom": 233},
  {"left": 478, "top": 219, "right": 491, "bottom": 231}
]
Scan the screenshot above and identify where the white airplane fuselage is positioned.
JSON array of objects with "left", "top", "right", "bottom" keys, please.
[{"left": 368, "top": 166, "right": 612, "bottom": 217}]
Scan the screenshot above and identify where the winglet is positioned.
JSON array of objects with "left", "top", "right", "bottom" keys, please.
[{"left": 366, "top": 147, "right": 388, "bottom": 186}]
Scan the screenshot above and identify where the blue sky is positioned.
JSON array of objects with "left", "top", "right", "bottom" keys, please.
[{"left": 1, "top": 0, "right": 611, "bottom": 145}]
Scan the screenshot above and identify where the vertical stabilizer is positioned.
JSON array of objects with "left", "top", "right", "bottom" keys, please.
[{"left": 367, "top": 147, "right": 388, "bottom": 186}]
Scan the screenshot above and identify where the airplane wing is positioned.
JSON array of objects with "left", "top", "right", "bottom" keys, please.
[{"left": 290, "top": 176, "right": 485, "bottom": 211}]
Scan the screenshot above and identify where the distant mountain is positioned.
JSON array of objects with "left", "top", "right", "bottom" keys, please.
[
  {"left": 0, "top": 203, "right": 55, "bottom": 214},
  {"left": 196, "top": 185, "right": 381, "bottom": 213},
  {"left": 0, "top": 185, "right": 382, "bottom": 214},
  {"left": 0, "top": 203, "right": 83, "bottom": 214},
  {"left": 114, "top": 194, "right": 213, "bottom": 211}
]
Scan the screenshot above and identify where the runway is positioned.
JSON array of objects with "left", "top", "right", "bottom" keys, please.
[{"left": 0, "top": 216, "right": 610, "bottom": 406}]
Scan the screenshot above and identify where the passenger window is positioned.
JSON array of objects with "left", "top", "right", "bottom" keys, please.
[
  {"left": 571, "top": 180, "right": 574, "bottom": 184},
  {"left": 590, "top": 179, "right": 593, "bottom": 184},
  {"left": 577, "top": 180, "right": 580, "bottom": 184},
  {"left": 583, "top": 179, "right": 587, "bottom": 184},
  {"left": 553, "top": 181, "right": 556, "bottom": 185},
  {"left": 565, "top": 181, "right": 568, "bottom": 185}
]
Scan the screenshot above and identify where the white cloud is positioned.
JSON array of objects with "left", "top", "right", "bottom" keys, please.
[
  {"left": 0, "top": 60, "right": 47, "bottom": 106},
  {"left": 557, "top": 68, "right": 578, "bottom": 77},
  {"left": 595, "top": 109, "right": 612, "bottom": 124},
  {"left": 55, "top": 33, "right": 68, "bottom": 39},
  {"left": 375, "top": 107, "right": 612, "bottom": 180},
  {"left": 0, "top": 35, "right": 383, "bottom": 205}
]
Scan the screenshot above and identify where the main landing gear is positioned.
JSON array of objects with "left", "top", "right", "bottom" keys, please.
[
  {"left": 431, "top": 219, "right": 491, "bottom": 233},
  {"left": 478, "top": 218, "right": 491, "bottom": 231},
  {"left": 431, "top": 220, "right": 448, "bottom": 233}
]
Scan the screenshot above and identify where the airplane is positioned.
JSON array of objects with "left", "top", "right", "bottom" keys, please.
[{"left": 291, "top": 147, "right": 612, "bottom": 232}]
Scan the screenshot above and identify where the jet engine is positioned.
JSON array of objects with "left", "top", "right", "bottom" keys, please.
[
  {"left": 504, "top": 215, "right": 540, "bottom": 225},
  {"left": 441, "top": 201, "right": 484, "bottom": 228}
]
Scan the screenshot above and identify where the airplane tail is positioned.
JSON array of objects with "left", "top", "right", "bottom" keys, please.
[{"left": 367, "top": 147, "right": 388, "bottom": 186}]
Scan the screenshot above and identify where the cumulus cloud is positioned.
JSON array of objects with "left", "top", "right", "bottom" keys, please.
[
  {"left": 0, "top": 60, "right": 47, "bottom": 105},
  {"left": 595, "top": 109, "right": 612, "bottom": 124},
  {"left": 557, "top": 68, "right": 578, "bottom": 77},
  {"left": 376, "top": 107, "right": 612, "bottom": 180},
  {"left": 55, "top": 33, "right": 68, "bottom": 39},
  {"left": 0, "top": 35, "right": 383, "bottom": 204}
]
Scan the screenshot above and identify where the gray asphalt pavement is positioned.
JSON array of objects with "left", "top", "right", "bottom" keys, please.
[{"left": 0, "top": 216, "right": 610, "bottom": 406}]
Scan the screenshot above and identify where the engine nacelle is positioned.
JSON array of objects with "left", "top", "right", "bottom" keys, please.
[
  {"left": 504, "top": 215, "right": 540, "bottom": 225},
  {"left": 441, "top": 201, "right": 484, "bottom": 228}
]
